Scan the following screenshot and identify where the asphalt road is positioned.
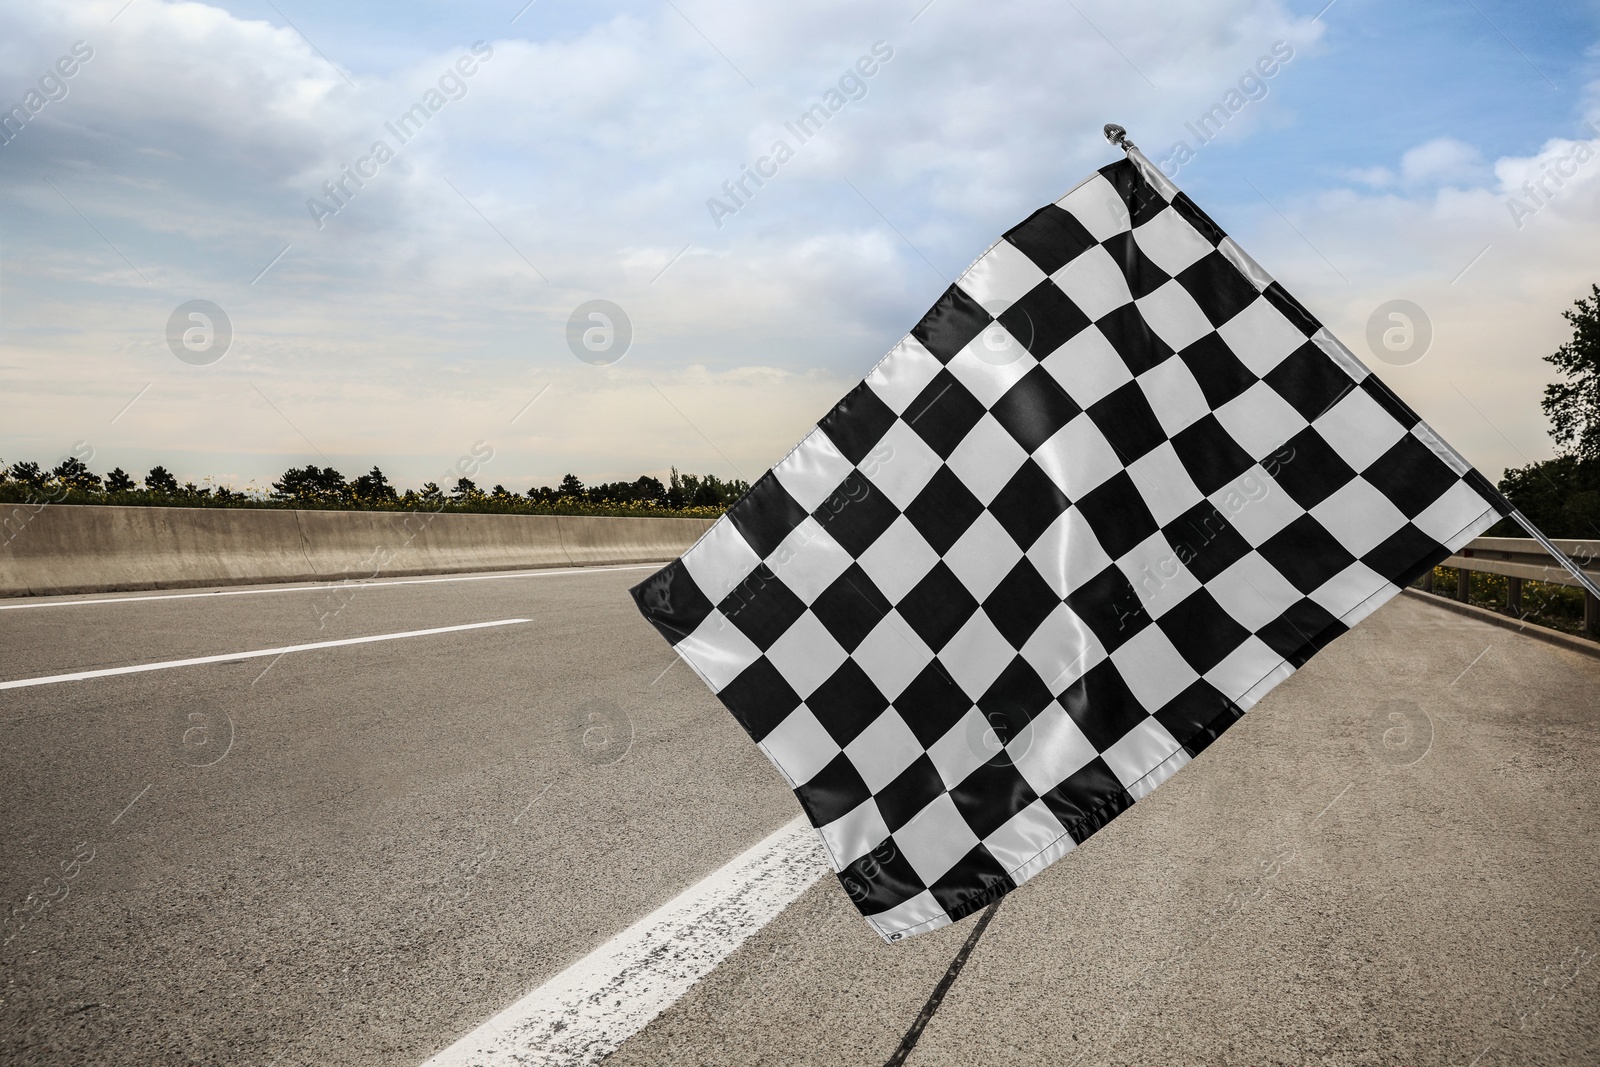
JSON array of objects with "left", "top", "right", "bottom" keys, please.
[{"left": 2, "top": 568, "right": 1597, "bottom": 1066}]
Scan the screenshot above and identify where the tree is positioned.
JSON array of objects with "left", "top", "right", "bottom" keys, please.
[
  {"left": 105, "top": 467, "right": 136, "bottom": 493},
  {"left": 668, "top": 468, "right": 749, "bottom": 508},
  {"left": 633, "top": 475, "right": 667, "bottom": 506},
  {"left": 1496, "top": 284, "right": 1600, "bottom": 539},
  {"left": 558, "top": 474, "right": 585, "bottom": 498},
  {"left": 144, "top": 466, "right": 179, "bottom": 494},
  {"left": 272, "top": 465, "right": 347, "bottom": 502},
  {"left": 490, "top": 484, "right": 513, "bottom": 500},
  {"left": 451, "top": 477, "right": 479, "bottom": 501},
  {"left": 587, "top": 479, "right": 635, "bottom": 503},
  {"left": 51, "top": 456, "right": 102, "bottom": 492},
  {"left": 9, "top": 461, "right": 46, "bottom": 489},
  {"left": 1497, "top": 454, "right": 1600, "bottom": 539},
  {"left": 1542, "top": 284, "right": 1600, "bottom": 462},
  {"left": 350, "top": 466, "right": 397, "bottom": 502},
  {"left": 420, "top": 482, "right": 444, "bottom": 502}
]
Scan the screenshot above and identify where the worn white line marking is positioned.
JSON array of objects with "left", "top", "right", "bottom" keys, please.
[
  {"left": 0, "top": 619, "right": 532, "bottom": 690},
  {"left": 0, "top": 564, "right": 658, "bottom": 611},
  {"left": 420, "top": 815, "right": 827, "bottom": 1067}
]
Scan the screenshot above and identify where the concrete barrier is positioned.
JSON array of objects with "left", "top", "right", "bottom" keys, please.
[{"left": 0, "top": 504, "right": 712, "bottom": 598}]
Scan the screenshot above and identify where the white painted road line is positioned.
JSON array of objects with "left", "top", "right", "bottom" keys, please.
[
  {"left": 0, "top": 619, "right": 533, "bottom": 691},
  {"left": 420, "top": 815, "right": 828, "bottom": 1067},
  {"left": 0, "top": 564, "right": 658, "bottom": 611}
]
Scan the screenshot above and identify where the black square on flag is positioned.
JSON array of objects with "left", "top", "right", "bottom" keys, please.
[
  {"left": 813, "top": 470, "right": 900, "bottom": 557},
  {"left": 907, "top": 371, "right": 988, "bottom": 459},
  {"left": 875, "top": 756, "right": 948, "bottom": 833},
  {"left": 1064, "top": 564, "right": 1151, "bottom": 653},
  {"left": 989, "top": 364, "right": 1082, "bottom": 453},
  {"left": 982, "top": 560, "right": 1061, "bottom": 650},
  {"left": 1272, "top": 428, "right": 1358, "bottom": 510},
  {"left": 897, "top": 562, "right": 981, "bottom": 652},
  {"left": 1176, "top": 252, "right": 1260, "bottom": 328},
  {"left": 1087, "top": 380, "right": 1169, "bottom": 462},
  {"left": 904, "top": 466, "right": 986, "bottom": 555},
  {"left": 1178, "top": 332, "right": 1258, "bottom": 408},
  {"left": 840, "top": 841, "right": 927, "bottom": 916},
  {"left": 1157, "top": 589, "right": 1253, "bottom": 673},
  {"left": 988, "top": 459, "right": 1072, "bottom": 550},
  {"left": 896, "top": 662, "right": 977, "bottom": 750},
  {"left": 819, "top": 381, "right": 898, "bottom": 466},
  {"left": 1258, "top": 515, "right": 1358, "bottom": 594},
  {"left": 998, "top": 281, "right": 1092, "bottom": 359},
  {"left": 810, "top": 564, "right": 893, "bottom": 652},
  {"left": 806, "top": 659, "right": 889, "bottom": 746},
  {"left": 1163, "top": 501, "right": 1252, "bottom": 584},
  {"left": 1003, "top": 204, "right": 1099, "bottom": 274},
  {"left": 1095, "top": 303, "right": 1176, "bottom": 376},
  {"left": 1169, "top": 414, "right": 1257, "bottom": 495},
  {"left": 1362, "top": 434, "right": 1462, "bottom": 517},
  {"left": 912, "top": 284, "right": 993, "bottom": 363},
  {"left": 720, "top": 565, "right": 807, "bottom": 651}
]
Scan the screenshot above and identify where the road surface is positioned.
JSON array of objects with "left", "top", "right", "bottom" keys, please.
[{"left": 1, "top": 566, "right": 1596, "bottom": 1066}]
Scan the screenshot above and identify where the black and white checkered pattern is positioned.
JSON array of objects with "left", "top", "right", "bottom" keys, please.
[{"left": 632, "top": 152, "right": 1509, "bottom": 942}]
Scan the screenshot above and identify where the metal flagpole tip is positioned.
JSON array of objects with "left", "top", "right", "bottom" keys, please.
[{"left": 1103, "top": 123, "right": 1135, "bottom": 151}]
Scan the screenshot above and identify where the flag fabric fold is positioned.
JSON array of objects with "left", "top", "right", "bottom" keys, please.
[{"left": 631, "top": 147, "right": 1509, "bottom": 942}]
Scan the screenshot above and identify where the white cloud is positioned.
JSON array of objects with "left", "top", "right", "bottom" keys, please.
[
  {"left": 1, "top": 0, "right": 1595, "bottom": 492},
  {"left": 1215, "top": 115, "right": 1600, "bottom": 479},
  {"left": 1344, "top": 165, "right": 1396, "bottom": 188},
  {"left": 1398, "top": 137, "right": 1489, "bottom": 187}
]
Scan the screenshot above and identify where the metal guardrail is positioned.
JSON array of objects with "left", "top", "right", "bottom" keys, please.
[{"left": 1422, "top": 536, "right": 1600, "bottom": 635}]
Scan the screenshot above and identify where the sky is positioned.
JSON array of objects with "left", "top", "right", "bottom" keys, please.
[{"left": 2, "top": 0, "right": 1598, "bottom": 494}]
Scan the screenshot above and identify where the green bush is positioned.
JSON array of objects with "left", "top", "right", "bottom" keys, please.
[
  {"left": 0, "top": 460, "right": 742, "bottom": 520},
  {"left": 1421, "top": 566, "right": 1589, "bottom": 636}
]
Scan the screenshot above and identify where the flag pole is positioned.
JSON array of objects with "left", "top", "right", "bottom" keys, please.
[
  {"left": 1100, "top": 122, "right": 1600, "bottom": 604},
  {"left": 1103, "top": 123, "right": 1181, "bottom": 205},
  {"left": 1508, "top": 510, "right": 1600, "bottom": 600}
]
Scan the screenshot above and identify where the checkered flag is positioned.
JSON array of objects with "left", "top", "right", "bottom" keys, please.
[{"left": 632, "top": 147, "right": 1509, "bottom": 942}]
